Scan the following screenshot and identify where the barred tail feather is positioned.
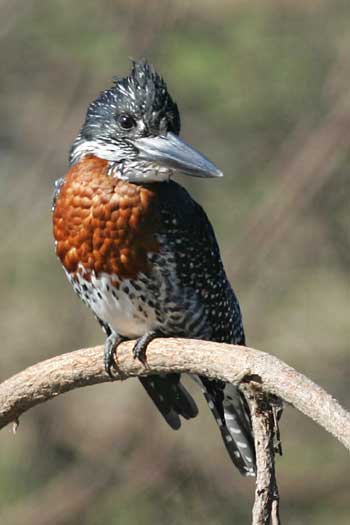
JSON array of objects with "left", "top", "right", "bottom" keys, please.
[
  {"left": 139, "top": 373, "right": 198, "bottom": 430},
  {"left": 198, "top": 376, "right": 256, "bottom": 476},
  {"left": 223, "top": 383, "right": 256, "bottom": 476}
]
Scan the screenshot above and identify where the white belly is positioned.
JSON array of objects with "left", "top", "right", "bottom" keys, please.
[{"left": 68, "top": 270, "right": 158, "bottom": 338}]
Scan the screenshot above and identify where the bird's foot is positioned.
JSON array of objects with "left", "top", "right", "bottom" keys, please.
[
  {"left": 104, "top": 332, "right": 127, "bottom": 378},
  {"left": 132, "top": 330, "right": 162, "bottom": 366}
]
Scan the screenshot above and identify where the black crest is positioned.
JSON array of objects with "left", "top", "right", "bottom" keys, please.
[
  {"left": 114, "top": 60, "right": 177, "bottom": 117},
  {"left": 82, "top": 60, "right": 180, "bottom": 140}
]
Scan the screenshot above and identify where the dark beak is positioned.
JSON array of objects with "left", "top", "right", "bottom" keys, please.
[{"left": 132, "top": 132, "right": 223, "bottom": 178}]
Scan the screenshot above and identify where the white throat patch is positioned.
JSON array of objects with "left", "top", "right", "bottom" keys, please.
[{"left": 71, "top": 140, "right": 172, "bottom": 183}]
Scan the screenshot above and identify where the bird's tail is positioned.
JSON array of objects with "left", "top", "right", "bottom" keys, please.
[
  {"left": 198, "top": 376, "right": 256, "bottom": 476},
  {"left": 139, "top": 373, "right": 198, "bottom": 430}
]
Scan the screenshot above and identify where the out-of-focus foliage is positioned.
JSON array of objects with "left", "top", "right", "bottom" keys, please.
[{"left": 0, "top": 1, "right": 349, "bottom": 523}]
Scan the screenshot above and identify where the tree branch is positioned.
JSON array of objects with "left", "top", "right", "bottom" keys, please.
[
  {"left": 1, "top": 339, "right": 349, "bottom": 524},
  {"left": 1, "top": 338, "right": 349, "bottom": 453}
]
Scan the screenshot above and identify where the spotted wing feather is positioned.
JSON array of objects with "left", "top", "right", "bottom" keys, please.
[{"left": 153, "top": 182, "right": 256, "bottom": 476}]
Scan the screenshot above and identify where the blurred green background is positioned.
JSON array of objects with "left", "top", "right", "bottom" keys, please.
[{"left": 0, "top": 0, "right": 349, "bottom": 523}]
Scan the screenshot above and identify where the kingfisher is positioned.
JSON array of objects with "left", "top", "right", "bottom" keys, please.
[{"left": 52, "top": 60, "right": 256, "bottom": 476}]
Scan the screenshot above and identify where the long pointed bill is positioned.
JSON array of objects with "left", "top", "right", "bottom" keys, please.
[{"left": 133, "top": 132, "right": 223, "bottom": 178}]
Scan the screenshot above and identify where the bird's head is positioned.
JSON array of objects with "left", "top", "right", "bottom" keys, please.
[{"left": 70, "top": 60, "right": 223, "bottom": 182}]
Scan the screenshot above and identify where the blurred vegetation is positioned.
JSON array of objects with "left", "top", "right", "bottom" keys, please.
[{"left": 0, "top": 0, "right": 349, "bottom": 523}]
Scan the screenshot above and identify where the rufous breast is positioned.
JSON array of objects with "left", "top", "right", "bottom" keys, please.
[{"left": 53, "top": 155, "right": 160, "bottom": 281}]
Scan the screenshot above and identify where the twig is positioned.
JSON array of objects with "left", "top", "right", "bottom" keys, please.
[{"left": 242, "top": 383, "right": 281, "bottom": 525}]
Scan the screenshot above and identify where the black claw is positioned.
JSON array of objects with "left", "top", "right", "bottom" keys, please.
[
  {"left": 132, "top": 340, "right": 147, "bottom": 364},
  {"left": 104, "top": 332, "right": 126, "bottom": 378},
  {"left": 132, "top": 330, "right": 161, "bottom": 365}
]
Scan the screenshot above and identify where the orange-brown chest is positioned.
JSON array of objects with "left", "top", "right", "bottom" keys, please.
[{"left": 53, "top": 156, "right": 160, "bottom": 280}]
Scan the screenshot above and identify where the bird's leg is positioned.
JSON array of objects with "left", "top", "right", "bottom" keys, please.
[
  {"left": 132, "top": 329, "right": 163, "bottom": 365},
  {"left": 104, "top": 331, "right": 127, "bottom": 378}
]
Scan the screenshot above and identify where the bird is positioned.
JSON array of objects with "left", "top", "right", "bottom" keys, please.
[{"left": 52, "top": 59, "right": 256, "bottom": 476}]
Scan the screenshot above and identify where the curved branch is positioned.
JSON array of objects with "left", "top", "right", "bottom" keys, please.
[{"left": 0, "top": 339, "right": 349, "bottom": 452}]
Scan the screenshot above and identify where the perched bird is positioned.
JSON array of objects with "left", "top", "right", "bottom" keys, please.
[{"left": 52, "top": 60, "right": 256, "bottom": 476}]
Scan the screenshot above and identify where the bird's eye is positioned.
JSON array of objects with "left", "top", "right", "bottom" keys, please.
[{"left": 118, "top": 114, "right": 136, "bottom": 130}]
